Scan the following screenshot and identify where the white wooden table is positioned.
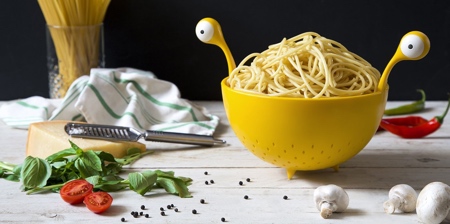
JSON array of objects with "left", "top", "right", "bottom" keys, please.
[{"left": 1, "top": 101, "right": 449, "bottom": 224}]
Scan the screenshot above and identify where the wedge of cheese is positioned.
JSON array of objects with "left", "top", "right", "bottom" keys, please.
[{"left": 26, "top": 120, "right": 147, "bottom": 158}]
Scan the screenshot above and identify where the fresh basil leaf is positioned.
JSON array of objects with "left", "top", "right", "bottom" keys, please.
[
  {"left": 127, "top": 148, "right": 141, "bottom": 156},
  {"left": 45, "top": 147, "right": 77, "bottom": 163},
  {"left": 80, "top": 150, "right": 103, "bottom": 172},
  {"left": 94, "top": 151, "right": 116, "bottom": 163},
  {"left": 85, "top": 175, "right": 102, "bottom": 186},
  {"left": 116, "top": 150, "right": 153, "bottom": 165},
  {"left": 104, "top": 163, "right": 123, "bottom": 175},
  {"left": 74, "top": 158, "right": 99, "bottom": 178},
  {"left": 1, "top": 168, "right": 19, "bottom": 182},
  {"left": 20, "top": 156, "right": 51, "bottom": 189},
  {"left": 155, "top": 170, "right": 175, "bottom": 178},
  {"left": 96, "top": 175, "right": 127, "bottom": 192},
  {"left": 128, "top": 170, "right": 157, "bottom": 196},
  {"left": 12, "top": 163, "right": 22, "bottom": 177},
  {"left": 156, "top": 176, "right": 192, "bottom": 198},
  {"left": 69, "top": 141, "right": 85, "bottom": 156},
  {"left": 5, "top": 173, "right": 20, "bottom": 182}
]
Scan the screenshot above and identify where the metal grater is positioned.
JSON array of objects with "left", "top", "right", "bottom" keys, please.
[{"left": 64, "top": 122, "right": 226, "bottom": 146}]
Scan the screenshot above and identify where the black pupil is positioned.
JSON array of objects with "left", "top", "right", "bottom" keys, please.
[
  {"left": 200, "top": 30, "right": 204, "bottom": 34},
  {"left": 408, "top": 44, "right": 413, "bottom": 49}
]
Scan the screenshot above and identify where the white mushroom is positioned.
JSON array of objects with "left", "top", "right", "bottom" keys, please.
[
  {"left": 313, "top": 184, "right": 349, "bottom": 219},
  {"left": 383, "top": 184, "right": 417, "bottom": 214},
  {"left": 416, "top": 182, "right": 450, "bottom": 224}
]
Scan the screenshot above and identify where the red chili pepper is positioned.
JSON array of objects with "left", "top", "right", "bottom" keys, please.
[{"left": 379, "top": 94, "right": 450, "bottom": 138}]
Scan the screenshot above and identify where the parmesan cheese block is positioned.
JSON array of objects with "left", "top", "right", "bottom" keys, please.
[{"left": 26, "top": 120, "right": 147, "bottom": 158}]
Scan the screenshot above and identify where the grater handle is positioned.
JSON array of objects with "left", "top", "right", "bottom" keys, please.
[{"left": 144, "top": 130, "right": 226, "bottom": 146}]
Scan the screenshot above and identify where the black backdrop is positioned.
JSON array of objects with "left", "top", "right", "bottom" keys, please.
[{"left": 1, "top": 0, "right": 449, "bottom": 100}]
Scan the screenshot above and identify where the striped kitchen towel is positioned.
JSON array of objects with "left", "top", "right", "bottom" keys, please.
[{"left": 0, "top": 68, "right": 219, "bottom": 135}]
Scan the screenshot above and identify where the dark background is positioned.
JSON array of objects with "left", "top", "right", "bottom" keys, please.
[{"left": 1, "top": 0, "right": 449, "bottom": 100}]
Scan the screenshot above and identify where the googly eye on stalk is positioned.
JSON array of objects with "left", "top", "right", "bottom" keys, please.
[
  {"left": 399, "top": 32, "right": 429, "bottom": 60},
  {"left": 377, "top": 31, "right": 430, "bottom": 92},
  {"left": 196, "top": 17, "right": 236, "bottom": 74},
  {"left": 196, "top": 19, "right": 215, "bottom": 43}
]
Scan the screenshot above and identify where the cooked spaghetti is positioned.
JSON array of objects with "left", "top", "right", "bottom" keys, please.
[{"left": 227, "top": 32, "right": 381, "bottom": 98}]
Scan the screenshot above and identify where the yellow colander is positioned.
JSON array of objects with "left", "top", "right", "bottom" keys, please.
[{"left": 196, "top": 18, "right": 430, "bottom": 179}]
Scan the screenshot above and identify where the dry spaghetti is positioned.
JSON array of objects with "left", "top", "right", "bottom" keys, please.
[
  {"left": 227, "top": 32, "right": 381, "bottom": 98},
  {"left": 38, "top": 0, "right": 111, "bottom": 98}
]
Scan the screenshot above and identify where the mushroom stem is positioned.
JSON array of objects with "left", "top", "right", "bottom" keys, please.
[
  {"left": 383, "top": 197, "right": 401, "bottom": 214},
  {"left": 314, "top": 184, "right": 349, "bottom": 219},
  {"left": 320, "top": 202, "right": 336, "bottom": 219},
  {"left": 383, "top": 184, "right": 417, "bottom": 214}
]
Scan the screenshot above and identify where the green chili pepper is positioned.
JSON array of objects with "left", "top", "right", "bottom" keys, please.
[{"left": 384, "top": 89, "right": 426, "bottom": 116}]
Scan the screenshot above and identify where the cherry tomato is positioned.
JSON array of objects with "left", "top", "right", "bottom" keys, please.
[
  {"left": 83, "top": 191, "right": 113, "bottom": 214},
  {"left": 60, "top": 179, "right": 93, "bottom": 204}
]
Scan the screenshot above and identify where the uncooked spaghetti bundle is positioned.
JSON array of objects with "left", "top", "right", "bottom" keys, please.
[
  {"left": 38, "top": 0, "right": 111, "bottom": 98},
  {"left": 227, "top": 32, "right": 381, "bottom": 98}
]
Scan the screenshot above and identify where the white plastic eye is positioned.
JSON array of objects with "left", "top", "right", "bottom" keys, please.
[
  {"left": 400, "top": 34, "right": 424, "bottom": 59},
  {"left": 196, "top": 20, "right": 214, "bottom": 43}
]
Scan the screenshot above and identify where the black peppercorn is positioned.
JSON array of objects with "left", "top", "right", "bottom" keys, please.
[
  {"left": 167, "top": 205, "right": 172, "bottom": 209},
  {"left": 283, "top": 195, "right": 288, "bottom": 200},
  {"left": 244, "top": 195, "right": 249, "bottom": 199},
  {"left": 246, "top": 178, "right": 251, "bottom": 182},
  {"left": 140, "top": 205, "right": 145, "bottom": 210},
  {"left": 174, "top": 208, "right": 179, "bottom": 212},
  {"left": 239, "top": 181, "right": 243, "bottom": 186},
  {"left": 121, "top": 217, "right": 125, "bottom": 222},
  {"left": 171, "top": 204, "right": 175, "bottom": 208},
  {"left": 192, "top": 209, "right": 197, "bottom": 214},
  {"left": 204, "top": 171, "right": 208, "bottom": 175},
  {"left": 221, "top": 217, "right": 226, "bottom": 222},
  {"left": 145, "top": 214, "right": 150, "bottom": 218},
  {"left": 140, "top": 211, "right": 144, "bottom": 216},
  {"left": 160, "top": 207, "right": 164, "bottom": 211},
  {"left": 161, "top": 211, "right": 165, "bottom": 216},
  {"left": 210, "top": 179, "right": 215, "bottom": 184},
  {"left": 130, "top": 211, "right": 135, "bottom": 216},
  {"left": 205, "top": 180, "right": 209, "bottom": 185}
]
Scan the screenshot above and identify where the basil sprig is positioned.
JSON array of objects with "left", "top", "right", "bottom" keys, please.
[{"left": 0, "top": 141, "right": 192, "bottom": 198}]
